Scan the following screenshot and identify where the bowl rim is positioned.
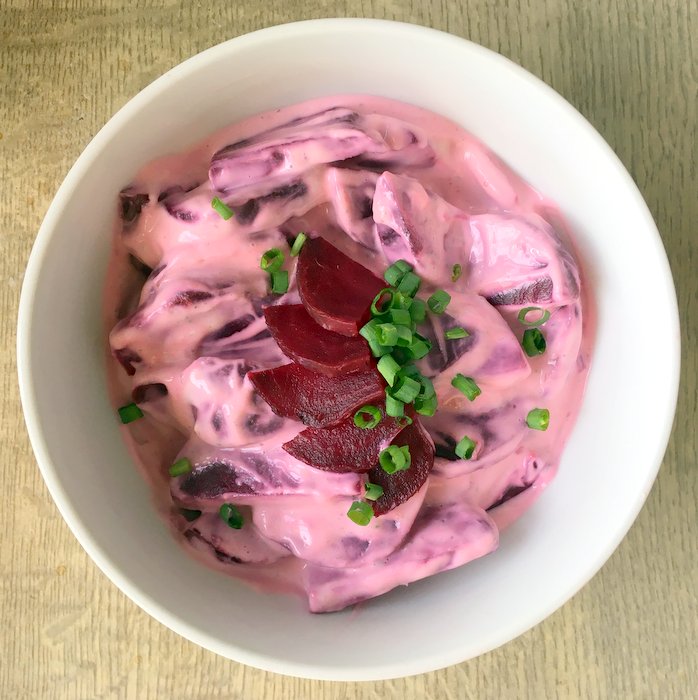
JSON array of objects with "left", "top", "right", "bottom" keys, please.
[{"left": 17, "top": 17, "right": 681, "bottom": 681}]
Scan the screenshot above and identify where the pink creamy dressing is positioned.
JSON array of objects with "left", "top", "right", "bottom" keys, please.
[{"left": 104, "top": 95, "right": 593, "bottom": 612}]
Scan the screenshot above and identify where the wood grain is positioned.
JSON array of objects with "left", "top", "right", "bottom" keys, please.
[{"left": 1, "top": 1, "right": 696, "bottom": 698}]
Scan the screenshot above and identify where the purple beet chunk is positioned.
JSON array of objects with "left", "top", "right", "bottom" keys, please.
[
  {"left": 113, "top": 347, "right": 141, "bottom": 376},
  {"left": 368, "top": 420, "right": 435, "bottom": 516},
  {"left": 297, "top": 237, "right": 385, "bottom": 337},
  {"left": 263, "top": 304, "right": 371, "bottom": 376},
  {"left": 282, "top": 409, "right": 406, "bottom": 473},
  {"left": 486, "top": 276, "right": 553, "bottom": 306},
  {"left": 248, "top": 363, "right": 385, "bottom": 428}
]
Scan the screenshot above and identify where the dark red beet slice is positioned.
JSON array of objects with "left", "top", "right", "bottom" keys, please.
[
  {"left": 282, "top": 409, "right": 405, "bottom": 473},
  {"left": 248, "top": 363, "right": 384, "bottom": 428},
  {"left": 263, "top": 304, "right": 371, "bottom": 376},
  {"left": 297, "top": 237, "right": 385, "bottom": 336},
  {"left": 368, "top": 420, "right": 435, "bottom": 516}
]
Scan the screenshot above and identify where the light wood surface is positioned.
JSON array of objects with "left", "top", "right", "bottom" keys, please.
[{"left": 1, "top": 1, "right": 696, "bottom": 698}]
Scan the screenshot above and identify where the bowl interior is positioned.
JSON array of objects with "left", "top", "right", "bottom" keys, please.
[{"left": 18, "top": 19, "right": 679, "bottom": 681}]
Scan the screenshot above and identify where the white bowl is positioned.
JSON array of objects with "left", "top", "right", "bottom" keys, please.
[{"left": 17, "top": 19, "right": 680, "bottom": 680}]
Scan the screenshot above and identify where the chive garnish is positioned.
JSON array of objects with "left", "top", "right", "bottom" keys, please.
[
  {"left": 427, "top": 289, "right": 451, "bottom": 314},
  {"left": 290, "top": 232, "right": 307, "bottom": 256},
  {"left": 451, "top": 374, "right": 481, "bottom": 401},
  {"left": 377, "top": 354, "right": 401, "bottom": 386},
  {"left": 379, "top": 445, "right": 411, "bottom": 474},
  {"left": 451, "top": 263, "right": 462, "bottom": 282},
  {"left": 409, "top": 298, "right": 427, "bottom": 323},
  {"left": 522, "top": 328, "right": 547, "bottom": 356},
  {"left": 518, "top": 306, "right": 551, "bottom": 327},
  {"left": 388, "top": 308, "right": 411, "bottom": 326},
  {"left": 384, "top": 259, "right": 413, "bottom": 287},
  {"left": 385, "top": 394, "right": 405, "bottom": 417},
  {"left": 406, "top": 333, "right": 431, "bottom": 360},
  {"left": 168, "top": 457, "right": 192, "bottom": 477},
  {"left": 211, "top": 196, "right": 234, "bottom": 220},
  {"left": 353, "top": 404, "right": 381, "bottom": 429},
  {"left": 118, "top": 402, "right": 143, "bottom": 424},
  {"left": 260, "top": 248, "right": 284, "bottom": 272},
  {"left": 347, "top": 501, "right": 373, "bottom": 526},
  {"left": 455, "top": 436, "right": 476, "bottom": 460},
  {"left": 364, "top": 482, "right": 384, "bottom": 501},
  {"left": 219, "top": 503, "right": 244, "bottom": 529},
  {"left": 396, "top": 271, "right": 421, "bottom": 297},
  {"left": 414, "top": 394, "right": 437, "bottom": 416},
  {"left": 526, "top": 408, "right": 550, "bottom": 431},
  {"left": 390, "top": 376, "right": 421, "bottom": 403},
  {"left": 270, "top": 269, "right": 289, "bottom": 294},
  {"left": 445, "top": 327, "right": 469, "bottom": 340},
  {"left": 371, "top": 288, "right": 395, "bottom": 316},
  {"left": 394, "top": 325, "right": 413, "bottom": 347},
  {"left": 375, "top": 323, "right": 398, "bottom": 347}
]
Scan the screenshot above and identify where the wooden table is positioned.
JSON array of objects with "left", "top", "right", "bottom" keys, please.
[{"left": 2, "top": 1, "right": 696, "bottom": 697}]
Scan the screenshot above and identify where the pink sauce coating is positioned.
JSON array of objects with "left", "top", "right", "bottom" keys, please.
[{"left": 104, "top": 96, "right": 593, "bottom": 613}]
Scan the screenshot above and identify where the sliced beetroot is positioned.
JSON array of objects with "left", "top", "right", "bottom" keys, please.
[
  {"left": 297, "top": 237, "right": 385, "bottom": 336},
  {"left": 248, "top": 363, "right": 384, "bottom": 428},
  {"left": 368, "top": 420, "right": 435, "bottom": 516},
  {"left": 282, "top": 409, "right": 405, "bottom": 473},
  {"left": 263, "top": 304, "right": 371, "bottom": 376}
]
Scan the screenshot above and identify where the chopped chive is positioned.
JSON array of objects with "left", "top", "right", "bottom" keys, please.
[
  {"left": 390, "top": 346, "right": 410, "bottom": 365},
  {"left": 451, "top": 374, "right": 481, "bottom": 401},
  {"left": 396, "top": 415, "right": 414, "bottom": 428},
  {"left": 347, "top": 500, "right": 373, "bottom": 526},
  {"left": 179, "top": 508, "right": 202, "bottom": 522},
  {"left": 414, "top": 394, "right": 438, "bottom": 416},
  {"left": 168, "top": 457, "right": 192, "bottom": 477},
  {"left": 396, "top": 271, "right": 421, "bottom": 297},
  {"left": 290, "top": 232, "right": 307, "bottom": 256},
  {"left": 211, "top": 196, "right": 234, "bottom": 220},
  {"left": 427, "top": 289, "right": 451, "bottom": 314},
  {"left": 371, "top": 288, "right": 395, "bottom": 316},
  {"left": 526, "top": 408, "right": 550, "bottom": 431},
  {"left": 395, "top": 325, "right": 413, "bottom": 347},
  {"left": 353, "top": 404, "right": 382, "bottom": 429},
  {"left": 377, "top": 354, "right": 401, "bottom": 386},
  {"left": 364, "top": 482, "right": 384, "bottom": 501},
  {"left": 219, "top": 503, "right": 244, "bottom": 529},
  {"left": 455, "top": 436, "right": 477, "bottom": 460},
  {"left": 385, "top": 394, "right": 405, "bottom": 417},
  {"left": 368, "top": 339, "right": 392, "bottom": 357},
  {"left": 390, "top": 376, "right": 421, "bottom": 403},
  {"left": 384, "top": 260, "right": 412, "bottom": 286},
  {"left": 518, "top": 306, "right": 551, "bottom": 327},
  {"left": 260, "top": 247, "right": 284, "bottom": 272},
  {"left": 375, "top": 323, "right": 398, "bottom": 346},
  {"left": 391, "top": 291, "right": 413, "bottom": 310},
  {"left": 379, "top": 445, "right": 410, "bottom": 474},
  {"left": 118, "top": 402, "right": 143, "bottom": 424},
  {"left": 451, "top": 263, "right": 463, "bottom": 282},
  {"left": 270, "top": 269, "right": 289, "bottom": 294},
  {"left": 522, "top": 328, "right": 547, "bottom": 356},
  {"left": 406, "top": 333, "right": 432, "bottom": 360},
  {"left": 388, "top": 308, "right": 411, "bottom": 326},
  {"left": 445, "top": 327, "right": 469, "bottom": 340},
  {"left": 399, "top": 363, "right": 420, "bottom": 378},
  {"left": 417, "top": 374, "right": 435, "bottom": 399},
  {"left": 409, "top": 298, "right": 427, "bottom": 323}
]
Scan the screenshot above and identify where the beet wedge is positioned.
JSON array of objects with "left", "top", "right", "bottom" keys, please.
[
  {"left": 248, "top": 363, "right": 385, "bottom": 428},
  {"left": 282, "top": 409, "right": 406, "bottom": 473},
  {"left": 263, "top": 304, "right": 371, "bottom": 376},
  {"left": 297, "top": 237, "right": 385, "bottom": 336},
  {"left": 368, "top": 420, "right": 435, "bottom": 516}
]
